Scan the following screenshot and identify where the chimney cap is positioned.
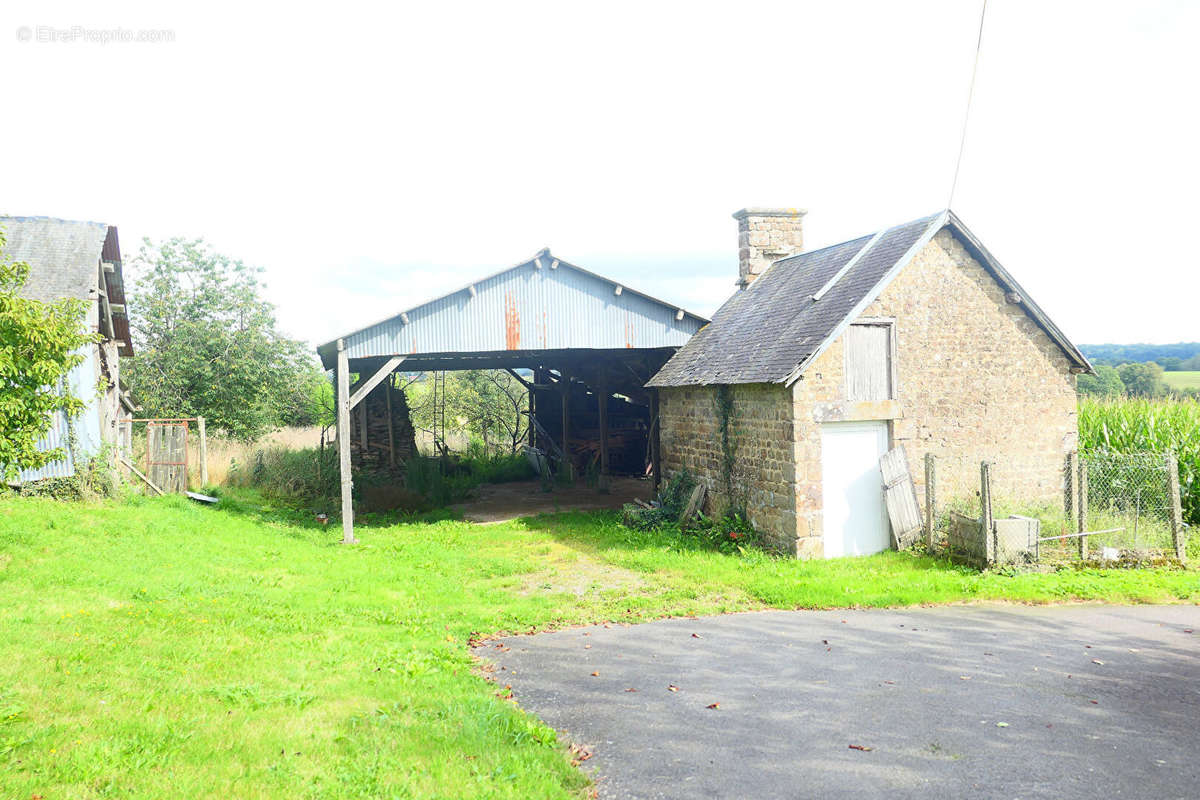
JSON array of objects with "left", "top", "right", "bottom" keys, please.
[{"left": 732, "top": 207, "right": 807, "bottom": 220}]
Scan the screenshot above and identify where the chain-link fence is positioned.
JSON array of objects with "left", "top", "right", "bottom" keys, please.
[
  {"left": 1057, "top": 451, "right": 1186, "bottom": 561},
  {"left": 924, "top": 451, "right": 1187, "bottom": 566}
]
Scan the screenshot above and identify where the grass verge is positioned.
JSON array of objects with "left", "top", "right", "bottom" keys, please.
[{"left": 1, "top": 491, "right": 1197, "bottom": 798}]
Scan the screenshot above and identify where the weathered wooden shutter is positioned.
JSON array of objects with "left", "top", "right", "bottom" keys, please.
[
  {"left": 845, "top": 324, "right": 892, "bottom": 401},
  {"left": 879, "top": 445, "right": 922, "bottom": 549}
]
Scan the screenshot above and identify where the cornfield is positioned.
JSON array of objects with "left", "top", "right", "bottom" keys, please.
[{"left": 1079, "top": 397, "right": 1200, "bottom": 524}]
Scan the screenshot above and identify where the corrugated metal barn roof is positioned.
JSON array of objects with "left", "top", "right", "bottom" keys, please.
[{"left": 318, "top": 249, "right": 708, "bottom": 370}]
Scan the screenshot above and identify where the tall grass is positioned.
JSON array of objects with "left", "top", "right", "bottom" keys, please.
[{"left": 1079, "top": 396, "right": 1200, "bottom": 524}]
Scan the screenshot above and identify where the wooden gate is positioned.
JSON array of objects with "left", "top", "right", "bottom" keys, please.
[
  {"left": 147, "top": 422, "right": 189, "bottom": 493},
  {"left": 879, "top": 445, "right": 923, "bottom": 549}
]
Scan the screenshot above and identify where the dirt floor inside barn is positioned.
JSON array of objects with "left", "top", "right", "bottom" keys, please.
[{"left": 453, "top": 477, "right": 653, "bottom": 523}]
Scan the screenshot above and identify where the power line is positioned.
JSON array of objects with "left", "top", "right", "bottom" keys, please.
[{"left": 948, "top": 0, "right": 989, "bottom": 210}]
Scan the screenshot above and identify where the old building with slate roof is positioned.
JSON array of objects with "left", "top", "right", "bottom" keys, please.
[
  {"left": 647, "top": 208, "right": 1092, "bottom": 557},
  {"left": 1, "top": 216, "right": 133, "bottom": 483}
]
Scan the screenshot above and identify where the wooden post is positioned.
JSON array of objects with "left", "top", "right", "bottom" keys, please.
[
  {"left": 597, "top": 364, "right": 610, "bottom": 492},
  {"left": 980, "top": 461, "right": 994, "bottom": 565},
  {"left": 385, "top": 375, "right": 396, "bottom": 469},
  {"left": 560, "top": 370, "right": 572, "bottom": 481},
  {"left": 532, "top": 368, "right": 544, "bottom": 451},
  {"left": 197, "top": 416, "right": 208, "bottom": 487},
  {"left": 1076, "top": 456, "right": 1088, "bottom": 560},
  {"left": 358, "top": 398, "right": 368, "bottom": 452},
  {"left": 924, "top": 452, "right": 937, "bottom": 549},
  {"left": 650, "top": 389, "right": 661, "bottom": 492},
  {"left": 1167, "top": 451, "right": 1186, "bottom": 562},
  {"left": 336, "top": 340, "right": 357, "bottom": 545},
  {"left": 1065, "top": 452, "right": 1078, "bottom": 522}
]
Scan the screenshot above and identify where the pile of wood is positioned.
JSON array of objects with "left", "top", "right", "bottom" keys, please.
[{"left": 349, "top": 378, "right": 417, "bottom": 473}]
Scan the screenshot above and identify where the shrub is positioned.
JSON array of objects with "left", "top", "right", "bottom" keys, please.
[{"left": 620, "top": 471, "right": 765, "bottom": 554}]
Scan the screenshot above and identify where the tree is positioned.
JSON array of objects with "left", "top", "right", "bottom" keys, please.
[
  {"left": 1183, "top": 354, "right": 1200, "bottom": 371},
  {"left": 1077, "top": 364, "right": 1125, "bottom": 397},
  {"left": 406, "top": 370, "right": 528, "bottom": 455},
  {"left": 0, "top": 232, "right": 98, "bottom": 479},
  {"left": 1116, "top": 361, "right": 1168, "bottom": 398},
  {"left": 123, "top": 238, "right": 321, "bottom": 441}
]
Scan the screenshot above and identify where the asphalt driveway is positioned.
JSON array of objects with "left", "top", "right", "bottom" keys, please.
[{"left": 474, "top": 605, "right": 1200, "bottom": 799}]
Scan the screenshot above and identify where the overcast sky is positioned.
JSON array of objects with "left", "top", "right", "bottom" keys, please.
[{"left": 3, "top": 0, "right": 1197, "bottom": 350}]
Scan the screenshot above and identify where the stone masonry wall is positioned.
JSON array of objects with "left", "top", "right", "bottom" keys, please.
[
  {"left": 658, "top": 383, "right": 797, "bottom": 551},
  {"left": 659, "top": 228, "right": 1078, "bottom": 557},
  {"left": 789, "top": 228, "right": 1078, "bottom": 556}
]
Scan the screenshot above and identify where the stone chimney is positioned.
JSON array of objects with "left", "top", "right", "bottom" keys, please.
[{"left": 733, "top": 207, "right": 806, "bottom": 288}]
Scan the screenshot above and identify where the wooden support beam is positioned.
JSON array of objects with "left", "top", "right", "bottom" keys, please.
[
  {"left": 504, "top": 367, "right": 532, "bottom": 389},
  {"left": 121, "top": 458, "right": 163, "bottom": 496},
  {"left": 385, "top": 376, "right": 396, "bottom": 469},
  {"left": 560, "top": 371, "right": 571, "bottom": 480},
  {"left": 598, "top": 364, "right": 610, "bottom": 491},
  {"left": 358, "top": 398, "right": 368, "bottom": 451},
  {"left": 349, "top": 355, "right": 405, "bottom": 410},
  {"left": 337, "top": 340, "right": 357, "bottom": 544},
  {"left": 650, "top": 389, "right": 661, "bottom": 492}
]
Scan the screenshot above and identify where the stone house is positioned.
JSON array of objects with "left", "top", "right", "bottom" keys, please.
[
  {"left": 1, "top": 216, "right": 134, "bottom": 483},
  {"left": 647, "top": 208, "right": 1092, "bottom": 557}
]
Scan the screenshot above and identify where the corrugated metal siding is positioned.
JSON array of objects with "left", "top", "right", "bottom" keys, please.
[
  {"left": 14, "top": 407, "right": 76, "bottom": 483},
  {"left": 9, "top": 348, "right": 105, "bottom": 485},
  {"left": 341, "top": 261, "right": 705, "bottom": 361}
]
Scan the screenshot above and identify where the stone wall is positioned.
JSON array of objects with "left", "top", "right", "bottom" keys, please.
[
  {"left": 658, "top": 227, "right": 1079, "bottom": 557},
  {"left": 734, "top": 208, "right": 805, "bottom": 287},
  {"left": 658, "top": 382, "right": 798, "bottom": 551}
]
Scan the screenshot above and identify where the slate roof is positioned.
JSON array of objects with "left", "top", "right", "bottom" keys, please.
[
  {"left": 0, "top": 216, "right": 133, "bottom": 355},
  {"left": 647, "top": 210, "right": 1091, "bottom": 387}
]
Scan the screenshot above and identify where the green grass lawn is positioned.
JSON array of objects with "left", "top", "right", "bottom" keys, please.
[
  {"left": 1165, "top": 371, "right": 1200, "bottom": 391},
  {"left": 1, "top": 491, "right": 1198, "bottom": 799}
]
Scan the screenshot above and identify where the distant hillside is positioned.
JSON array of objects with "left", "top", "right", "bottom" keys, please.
[{"left": 1079, "top": 342, "right": 1200, "bottom": 366}]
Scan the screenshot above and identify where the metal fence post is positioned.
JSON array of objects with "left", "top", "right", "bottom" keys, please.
[
  {"left": 1077, "top": 456, "right": 1088, "bottom": 560},
  {"left": 925, "top": 452, "right": 937, "bottom": 550},
  {"left": 1167, "top": 451, "right": 1186, "bottom": 562}
]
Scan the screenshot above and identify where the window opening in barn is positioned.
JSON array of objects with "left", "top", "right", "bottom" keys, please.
[{"left": 844, "top": 322, "right": 893, "bottom": 401}]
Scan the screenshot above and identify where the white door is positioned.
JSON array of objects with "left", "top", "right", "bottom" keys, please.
[{"left": 820, "top": 421, "right": 890, "bottom": 557}]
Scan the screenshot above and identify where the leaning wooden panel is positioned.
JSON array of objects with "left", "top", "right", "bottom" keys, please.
[{"left": 880, "top": 445, "right": 923, "bottom": 549}]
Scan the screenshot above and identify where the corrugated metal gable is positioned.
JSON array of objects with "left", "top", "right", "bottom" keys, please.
[{"left": 324, "top": 252, "right": 707, "bottom": 366}]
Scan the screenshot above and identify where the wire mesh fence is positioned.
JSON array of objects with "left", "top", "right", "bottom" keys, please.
[
  {"left": 925, "top": 450, "right": 1188, "bottom": 566},
  {"left": 1060, "top": 451, "right": 1184, "bottom": 561}
]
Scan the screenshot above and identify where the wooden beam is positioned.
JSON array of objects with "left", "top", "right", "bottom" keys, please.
[
  {"left": 337, "top": 340, "right": 357, "bottom": 544},
  {"left": 504, "top": 367, "right": 532, "bottom": 389},
  {"left": 650, "top": 389, "right": 661, "bottom": 492},
  {"left": 598, "top": 364, "right": 610, "bottom": 490},
  {"left": 561, "top": 371, "right": 571, "bottom": 480},
  {"left": 121, "top": 458, "right": 163, "bottom": 496},
  {"left": 349, "top": 355, "right": 405, "bottom": 410},
  {"left": 386, "top": 375, "right": 397, "bottom": 469}
]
